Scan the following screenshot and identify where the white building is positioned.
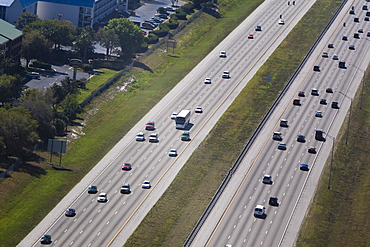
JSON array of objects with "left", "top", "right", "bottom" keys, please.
[{"left": 0, "top": 0, "right": 118, "bottom": 27}]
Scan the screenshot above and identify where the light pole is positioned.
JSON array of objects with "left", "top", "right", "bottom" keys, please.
[
  {"left": 327, "top": 135, "right": 335, "bottom": 189},
  {"left": 338, "top": 92, "right": 352, "bottom": 145}
]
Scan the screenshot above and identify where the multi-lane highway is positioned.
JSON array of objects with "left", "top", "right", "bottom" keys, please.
[
  {"left": 189, "top": 1, "right": 370, "bottom": 246},
  {"left": 19, "top": 0, "right": 321, "bottom": 246}
]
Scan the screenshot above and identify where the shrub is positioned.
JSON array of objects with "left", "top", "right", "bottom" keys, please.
[
  {"left": 181, "top": 3, "right": 195, "bottom": 14},
  {"left": 175, "top": 8, "right": 187, "bottom": 20},
  {"left": 29, "top": 60, "right": 52, "bottom": 70},
  {"left": 166, "top": 19, "right": 179, "bottom": 29},
  {"left": 145, "top": 33, "right": 159, "bottom": 44},
  {"left": 152, "top": 23, "right": 170, "bottom": 37}
]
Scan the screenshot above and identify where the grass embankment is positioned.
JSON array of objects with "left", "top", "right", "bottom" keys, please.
[
  {"left": 0, "top": 0, "right": 355, "bottom": 246},
  {"left": 296, "top": 75, "right": 370, "bottom": 245},
  {"left": 76, "top": 68, "right": 119, "bottom": 104}
]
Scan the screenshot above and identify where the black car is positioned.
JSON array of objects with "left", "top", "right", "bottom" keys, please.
[
  {"left": 297, "top": 135, "right": 306, "bottom": 142},
  {"left": 320, "top": 98, "right": 327, "bottom": 105},
  {"left": 331, "top": 101, "right": 339, "bottom": 109},
  {"left": 41, "top": 234, "right": 52, "bottom": 244},
  {"left": 88, "top": 185, "right": 98, "bottom": 194},
  {"left": 269, "top": 196, "right": 279, "bottom": 206}
]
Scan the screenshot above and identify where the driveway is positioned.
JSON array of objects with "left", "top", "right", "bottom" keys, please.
[{"left": 26, "top": 65, "right": 91, "bottom": 90}]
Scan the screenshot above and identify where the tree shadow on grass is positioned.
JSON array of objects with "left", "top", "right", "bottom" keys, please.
[
  {"left": 17, "top": 162, "right": 47, "bottom": 178},
  {"left": 133, "top": 61, "right": 153, "bottom": 73}
]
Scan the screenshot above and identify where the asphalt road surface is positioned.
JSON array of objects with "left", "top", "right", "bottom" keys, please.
[
  {"left": 19, "top": 0, "right": 320, "bottom": 246},
  {"left": 190, "top": 1, "right": 370, "bottom": 246}
]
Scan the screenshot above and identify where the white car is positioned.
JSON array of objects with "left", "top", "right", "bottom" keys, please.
[
  {"left": 315, "top": 111, "right": 323, "bottom": 117},
  {"left": 142, "top": 181, "right": 151, "bottom": 189},
  {"left": 97, "top": 193, "right": 107, "bottom": 202},
  {"left": 219, "top": 51, "right": 227, "bottom": 57},
  {"left": 222, "top": 71, "right": 230, "bottom": 78},
  {"left": 204, "top": 78, "right": 211, "bottom": 84},
  {"left": 136, "top": 132, "right": 145, "bottom": 141},
  {"left": 171, "top": 112, "right": 177, "bottom": 120},
  {"left": 262, "top": 174, "right": 273, "bottom": 184},
  {"left": 278, "top": 19, "right": 284, "bottom": 25},
  {"left": 169, "top": 149, "right": 178, "bottom": 156},
  {"left": 254, "top": 205, "right": 266, "bottom": 217},
  {"left": 195, "top": 107, "right": 203, "bottom": 113},
  {"left": 149, "top": 133, "right": 158, "bottom": 142}
]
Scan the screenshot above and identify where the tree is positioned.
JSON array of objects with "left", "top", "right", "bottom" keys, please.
[
  {"left": 19, "top": 89, "right": 55, "bottom": 140},
  {"left": 15, "top": 12, "right": 40, "bottom": 30},
  {"left": 59, "top": 94, "right": 80, "bottom": 123},
  {"left": 0, "top": 107, "right": 39, "bottom": 156},
  {"left": 0, "top": 50, "right": 14, "bottom": 74},
  {"left": 74, "top": 26, "right": 96, "bottom": 62},
  {"left": 97, "top": 27, "right": 120, "bottom": 58},
  {"left": 0, "top": 74, "right": 23, "bottom": 104},
  {"left": 51, "top": 77, "right": 80, "bottom": 104},
  {"left": 21, "top": 30, "right": 52, "bottom": 67},
  {"left": 106, "top": 18, "right": 144, "bottom": 58}
]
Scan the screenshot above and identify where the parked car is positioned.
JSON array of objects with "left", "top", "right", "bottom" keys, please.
[{"left": 26, "top": 72, "right": 40, "bottom": 79}]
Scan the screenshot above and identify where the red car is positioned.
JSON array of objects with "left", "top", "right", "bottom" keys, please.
[
  {"left": 145, "top": 121, "right": 155, "bottom": 130},
  {"left": 298, "top": 91, "right": 305, "bottom": 97},
  {"left": 248, "top": 33, "right": 254, "bottom": 39},
  {"left": 122, "top": 163, "right": 132, "bottom": 170}
]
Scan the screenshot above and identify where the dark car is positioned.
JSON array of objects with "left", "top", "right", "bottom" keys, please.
[
  {"left": 122, "top": 163, "right": 132, "bottom": 170},
  {"left": 354, "top": 17, "right": 359, "bottom": 22},
  {"left": 349, "top": 9, "right": 355, "bottom": 14},
  {"left": 248, "top": 33, "right": 254, "bottom": 39},
  {"left": 342, "top": 35, "right": 348, "bottom": 41},
  {"left": 326, "top": 88, "right": 333, "bottom": 93},
  {"left": 331, "top": 101, "right": 339, "bottom": 109},
  {"left": 328, "top": 43, "right": 334, "bottom": 48},
  {"left": 40, "top": 234, "right": 52, "bottom": 244},
  {"left": 269, "top": 196, "right": 279, "bottom": 206},
  {"left": 300, "top": 164, "right": 309, "bottom": 171},
  {"left": 65, "top": 208, "right": 76, "bottom": 217},
  {"left": 293, "top": 98, "right": 301, "bottom": 105},
  {"left": 313, "top": 65, "right": 320, "bottom": 71},
  {"left": 145, "top": 121, "right": 155, "bottom": 130},
  {"left": 349, "top": 45, "right": 355, "bottom": 50},
  {"left": 298, "top": 91, "right": 305, "bottom": 97},
  {"left": 181, "top": 131, "right": 191, "bottom": 141},
  {"left": 308, "top": 147, "right": 317, "bottom": 154},
  {"left": 354, "top": 33, "right": 360, "bottom": 39},
  {"left": 320, "top": 98, "right": 327, "bottom": 105},
  {"left": 120, "top": 183, "right": 131, "bottom": 194},
  {"left": 88, "top": 185, "right": 98, "bottom": 194},
  {"left": 297, "top": 135, "right": 306, "bottom": 142},
  {"left": 255, "top": 25, "right": 262, "bottom": 31}
]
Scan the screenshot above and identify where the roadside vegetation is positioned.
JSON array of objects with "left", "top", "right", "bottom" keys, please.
[{"left": 1, "top": 0, "right": 368, "bottom": 247}]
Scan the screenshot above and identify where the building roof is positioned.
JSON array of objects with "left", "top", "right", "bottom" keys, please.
[
  {"left": 34, "top": 0, "right": 95, "bottom": 8},
  {"left": 0, "top": 19, "right": 22, "bottom": 43},
  {"left": 0, "top": 0, "right": 95, "bottom": 8}
]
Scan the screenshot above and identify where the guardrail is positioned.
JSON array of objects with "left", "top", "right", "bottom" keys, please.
[{"left": 183, "top": 0, "right": 348, "bottom": 245}]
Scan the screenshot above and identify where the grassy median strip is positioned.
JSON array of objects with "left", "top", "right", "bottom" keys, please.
[{"left": 0, "top": 0, "right": 353, "bottom": 246}]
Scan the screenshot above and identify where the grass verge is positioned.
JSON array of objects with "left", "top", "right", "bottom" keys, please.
[
  {"left": 295, "top": 70, "right": 370, "bottom": 246},
  {"left": 0, "top": 0, "right": 354, "bottom": 246}
]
